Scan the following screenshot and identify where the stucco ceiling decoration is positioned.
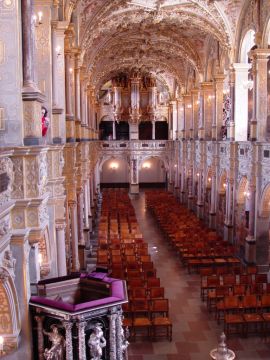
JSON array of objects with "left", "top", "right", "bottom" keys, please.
[{"left": 78, "top": 0, "right": 234, "bottom": 92}]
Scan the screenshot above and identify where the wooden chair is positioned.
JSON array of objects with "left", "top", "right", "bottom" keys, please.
[
  {"left": 150, "top": 299, "right": 172, "bottom": 341},
  {"left": 243, "top": 313, "right": 264, "bottom": 337},
  {"left": 131, "top": 299, "right": 152, "bottom": 339},
  {"left": 147, "top": 277, "right": 161, "bottom": 289},
  {"left": 149, "top": 287, "right": 165, "bottom": 300},
  {"left": 224, "top": 313, "right": 245, "bottom": 338}
]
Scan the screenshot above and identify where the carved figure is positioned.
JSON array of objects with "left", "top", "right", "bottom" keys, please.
[
  {"left": 42, "top": 106, "right": 50, "bottom": 137},
  {"left": 121, "top": 326, "right": 129, "bottom": 357},
  {"left": 88, "top": 323, "right": 106, "bottom": 360},
  {"left": 2, "top": 250, "right": 16, "bottom": 278},
  {"left": 43, "top": 325, "right": 65, "bottom": 360}
]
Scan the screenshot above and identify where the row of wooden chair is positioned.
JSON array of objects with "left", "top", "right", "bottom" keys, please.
[{"left": 98, "top": 189, "right": 172, "bottom": 341}]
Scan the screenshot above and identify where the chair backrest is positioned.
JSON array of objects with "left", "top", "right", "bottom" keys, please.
[
  {"left": 151, "top": 298, "right": 169, "bottom": 315},
  {"left": 147, "top": 278, "right": 161, "bottom": 288},
  {"left": 149, "top": 287, "right": 165, "bottom": 299}
]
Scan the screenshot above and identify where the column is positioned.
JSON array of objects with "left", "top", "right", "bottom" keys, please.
[
  {"left": 109, "top": 313, "right": 117, "bottom": 360},
  {"left": 56, "top": 222, "right": 67, "bottom": 276},
  {"left": 77, "top": 321, "right": 87, "bottom": 360},
  {"left": 209, "top": 170, "right": 217, "bottom": 229},
  {"left": 35, "top": 316, "right": 44, "bottom": 360},
  {"left": 183, "top": 95, "right": 192, "bottom": 140},
  {"left": 170, "top": 100, "right": 177, "bottom": 140},
  {"left": 129, "top": 158, "right": 139, "bottom": 194},
  {"left": 77, "top": 192, "right": 85, "bottom": 246},
  {"left": 224, "top": 178, "right": 234, "bottom": 242},
  {"left": 65, "top": 51, "right": 74, "bottom": 118},
  {"left": 152, "top": 121, "right": 155, "bottom": 140},
  {"left": 191, "top": 89, "right": 199, "bottom": 139},
  {"left": 69, "top": 201, "right": 80, "bottom": 271},
  {"left": 202, "top": 82, "right": 214, "bottom": 140},
  {"left": 177, "top": 97, "right": 185, "bottom": 139},
  {"left": 228, "top": 66, "right": 235, "bottom": 140},
  {"left": 233, "top": 63, "right": 251, "bottom": 141},
  {"left": 196, "top": 170, "right": 203, "bottom": 218},
  {"left": 83, "top": 183, "right": 89, "bottom": 229},
  {"left": 22, "top": 0, "right": 45, "bottom": 145},
  {"left": 63, "top": 322, "right": 73, "bottom": 360},
  {"left": 249, "top": 49, "right": 270, "bottom": 141},
  {"left": 112, "top": 121, "right": 116, "bottom": 140},
  {"left": 22, "top": 0, "right": 36, "bottom": 90},
  {"left": 213, "top": 73, "right": 225, "bottom": 140},
  {"left": 51, "top": 21, "right": 68, "bottom": 143},
  {"left": 74, "top": 52, "right": 81, "bottom": 121}
]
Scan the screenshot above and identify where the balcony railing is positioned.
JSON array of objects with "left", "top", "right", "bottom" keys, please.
[{"left": 98, "top": 140, "right": 174, "bottom": 151}]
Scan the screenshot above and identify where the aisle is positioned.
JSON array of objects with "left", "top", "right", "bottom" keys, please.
[{"left": 128, "top": 191, "right": 270, "bottom": 360}]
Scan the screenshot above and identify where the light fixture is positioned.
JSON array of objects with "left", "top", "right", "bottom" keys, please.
[
  {"left": 174, "top": 164, "right": 177, "bottom": 168},
  {"left": 223, "top": 89, "right": 229, "bottom": 95},
  {"left": 110, "top": 162, "right": 119, "bottom": 170},
  {"left": 0, "top": 336, "right": 3, "bottom": 352},
  {"left": 207, "top": 95, "right": 214, "bottom": 101},
  {"left": 69, "top": 68, "right": 73, "bottom": 74},
  {"left": 244, "top": 191, "right": 250, "bottom": 199},
  {"left": 242, "top": 80, "right": 253, "bottom": 90},
  {"left": 38, "top": 253, "right": 42, "bottom": 266},
  {"left": 33, "top": 11, "right": 43, "bottom": 26},
  {"left": 196, "top": 172, "right": 200, "bottom": 177},
  {"left": 142, "top": 162, "right": 151, "bottom": 169},
  {"left": 208, "top": 177, "right": 211, "bottom": 182},
  {"left": 56, "top": 46, "right": 61, "bottom": 57},
  {"left": 196, "top": 100, "right": 200, "bottom": 105},
  {"left": 187, "top": 104, "right": 192, "bottom": 109},
  {"left": 223, "top": 183, "right": 227, "bottom": 189}
]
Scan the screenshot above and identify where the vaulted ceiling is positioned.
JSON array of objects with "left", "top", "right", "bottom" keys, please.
[{"left": 74, "top": 0, "right": 244, "bottom": 94}]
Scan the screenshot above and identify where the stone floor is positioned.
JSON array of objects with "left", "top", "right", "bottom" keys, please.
[{"left": 128, "top": 191, "right": 270, "bottom": 360}]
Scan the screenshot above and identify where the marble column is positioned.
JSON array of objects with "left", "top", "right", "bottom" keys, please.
[
  {"left": 35, "top": 315, "right": 44, "bottom": 360},
  {"left": 22, "top": 0, "right": 45, "bottom": 145},
  {"left": 228, "top": 66, "right": 235, "bottom": 141},
  {"left": 63, "top": 322, "right": 73, "bottom": 360},
  {"left": 183, "top": 95, "right": 192, "bottom": 140},
  {"left": 233, "top": 63, "right": 251, "bottom": 141},
  {"left": 77, "top": 321, "right": 86, "bottom": 360},
  {"left": 177, "top": 97, "right": 185, "bottom": 140},
  {"left": 110, "top": 313, "right": 117, "bottom": 360},
  {"left": 213, "top": 73, "right": 225, "bottom": 140},
  {"left": 152, "top": 121, "right": 155, "bottom": 140},
  {"left": 209, "top": 171, "right": 217, "bottom": 229},
  {"left": 77, "top": 192, "right": 85, "bottom": 246},
  {"left": 170, "top": 100, "right": 177, "bottom": 140},
  {"left": 224, "top": 178, "right": 234, "bottom": 242},
  {"left": 65, "top": 51, "right": 75, "bottom": 143},
  {"left": 196, "top": 170, "right": 204, "bottom": 219},
  {"left": 130, "top": 158, "right": 139, "bottom": 194},
  {"left": 75, "top": 52, "right": 81, "bottom": 121},
  {"left": 112, "top": 121, "right": 116, "bottom": 140},
  {"left": 198, "top": 82, "right": 214, "bottom": 140},
  {"left": 56, "top": 222, "right": 67, "bottom": 276},
  {"left": 249, "top": 49, "right": 270, "bottom": 141},
  {"left": 191, "top": 89, "right": 199, "bottom": 139},
  {"left": 69, "top": 201, "right": 80, "bottom": 271},
  {"left": 22, "top": 0, "right": 36, "bottom": 90},
  {"left": 83, "top": 183, "right": 90, "bottom": 229}
]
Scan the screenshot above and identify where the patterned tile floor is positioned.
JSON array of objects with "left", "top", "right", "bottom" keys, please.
[{"left": 128, "top": 191, "right": 270, "bottom": 360}]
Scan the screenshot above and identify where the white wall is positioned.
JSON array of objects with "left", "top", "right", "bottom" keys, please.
[
  {"left": 101, "top": 158, "right": 129, "bottom": 183},
  {"left": 139, "top": 158, "right": 166, "bottom": 183}
]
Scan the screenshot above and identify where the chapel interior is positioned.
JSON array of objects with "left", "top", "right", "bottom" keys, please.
[{"left": 1, "top": 0, "right": 270, "bottom": 359}]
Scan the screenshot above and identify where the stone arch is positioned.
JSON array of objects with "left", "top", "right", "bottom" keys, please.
[
  {"left": 259, "top": 183, "right": 270, "bottom": 218},
  {"left": 237, "top": 176, "right": 248, "bottom": 205},
  {"left": 239, "top": 29, "right": 255, "bottom": 63},
  {"left": 98, "top": 154, "right": 130, "bottom": 172},
  {"left": 0, "top": 267, "right": 21, "bottom": 349},
  {"left": 138, "top": 156, "right": 167, "bottom": 185},
  {"left": 138, "top": 155, "right": 168, "bottom": 171}
]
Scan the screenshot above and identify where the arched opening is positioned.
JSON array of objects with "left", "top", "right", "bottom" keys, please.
[
  {"left": 240, "top": 29, "right": 255, "bottom": 64},
  {"left": 115, "top": 121, "right": 129, "bottom": 140},
  {"left": 99, "top": 121, "right": 113, "bottom": 140},
  {"left": 100, "top": 157, "right": 129, "bottom": 188},
  {"left": 155, "top": 121, "right": 168, "bottom": 140},
  {"left": 139, "top": 121, "right": 152, "bottom": 140},
  {"left": 257, "top": 184, "right": 270, "bottom": 264},
  {"left": 0, "top": 267, "right": 21, "bottom": 350},
  {"left": 139, "top": 157, "right": 166, "bottom": 188}
]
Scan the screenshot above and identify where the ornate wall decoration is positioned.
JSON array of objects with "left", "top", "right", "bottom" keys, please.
[
  {"left": 0, "top": 157, "right": 13, "bottom": 207},
  {"left": 0, "top": 40, "right": 5, "bottom": 65}
]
